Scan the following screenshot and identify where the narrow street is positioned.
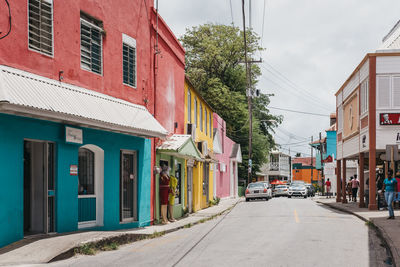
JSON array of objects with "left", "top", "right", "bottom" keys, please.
[{"left": 48, "top": 198, "right": 388, "bottom": 267}]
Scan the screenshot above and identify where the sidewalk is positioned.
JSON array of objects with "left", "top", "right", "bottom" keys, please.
[
  {"left": 0, "top": 198, "right": 241, "bottom": 266},
  {"left": 315, "top": 196, "right": 400, "bottom": 266}
]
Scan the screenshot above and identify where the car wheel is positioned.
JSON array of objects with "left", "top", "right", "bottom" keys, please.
[
  {"left": 288, "top": 196, "right": 291, "bottom": 198},
  {"left": 304, "top": 195, "right": 307, "bottom": 199},
  {"left": 246, "top": 198, "right": 249, "bottom": 202},
  {"left": 265, "top": 197, "right": 269, "bottom": 201}
]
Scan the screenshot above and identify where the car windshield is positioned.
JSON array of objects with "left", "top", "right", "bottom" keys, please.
[
  {"left": 276, "top": 185, "right": 286, "bottom": 189},
  {"left": 248, "top": 183, "right": 264, "bottom": 188}
]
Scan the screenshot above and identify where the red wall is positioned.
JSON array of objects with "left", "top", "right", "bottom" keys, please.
[{"left": 0, "top": 0, "right": 154, "bottom": 108}]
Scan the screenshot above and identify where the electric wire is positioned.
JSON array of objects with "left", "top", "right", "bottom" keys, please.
[
  {"left": 0, "top": 0, "right": 11, "bottom": 40},
  {"left": 268, "top": 106, "right": 330, "bottom": 117},
  {"left": 261, "top": 0, "right": 266, "bottom": 49}
]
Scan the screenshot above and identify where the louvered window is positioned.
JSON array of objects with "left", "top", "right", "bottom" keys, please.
[
  {"left": 28, "top": 0, "right": 53, "bottom": 56},
  {"left": 377, "top": 76, "right": 391, "bottom": 108},
  {"left": 200, "top": 104, "right": 203, "bottom": 131},
  {"left": 80, "top": 18, "right": 103, "bottom": 74},
  {"left": 122, "top": 34, "right": 137, "bottom": 87},
  {"left": 187, "top": 90, "right": 191, "bottom": 123},
  {"left": 205, "top": 109, "right": 208, "bottom": 135},
  {"left": 360, "top": 79, "right": 368, "bottom": 114},
  {"left": 393, "top": 76, "right": 400, "bottom": 108}
]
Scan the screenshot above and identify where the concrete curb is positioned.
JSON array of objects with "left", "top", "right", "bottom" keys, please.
[
  {"left": 316, "top": 201, "right": 397, "bottom": 267},
  {"left": 50, "top": 199, "right": 241, "bottom": 263}
]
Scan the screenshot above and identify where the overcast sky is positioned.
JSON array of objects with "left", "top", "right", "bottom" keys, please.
[{"left": 158, "top": 0, "right": 400, "bottom": 157}]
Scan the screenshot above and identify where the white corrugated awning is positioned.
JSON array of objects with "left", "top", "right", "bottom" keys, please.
[
  {"left": 157, "top": 134, "right": 203, "bottom": 161},
  {"left": 0, "top": 65, "right": 168, "bottom": 138}
]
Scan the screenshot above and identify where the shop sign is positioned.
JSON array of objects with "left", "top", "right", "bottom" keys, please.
[
  {"left": 65, "top": 126, "right": 83, "bottom": 144},
  {"left": 380, "top": 113, "right": 400, "bottom": 125},
  {"left": 70, "top": 165, "right": 78, "bottom": 176}
]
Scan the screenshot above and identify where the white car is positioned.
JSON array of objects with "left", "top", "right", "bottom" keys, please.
[
  {"left": 288, "top": 184, "right": 308, "bottom": 198},
  {"left": 245, "top": 182, "right": 272, "bottom": 202},
  {"left": 273, "top": 185, "right": 289, "bottom": 197}
]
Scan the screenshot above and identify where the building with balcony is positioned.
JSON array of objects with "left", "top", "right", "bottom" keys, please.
[{"left": 257, "top": 151, "right": 291, "bottom": 183}]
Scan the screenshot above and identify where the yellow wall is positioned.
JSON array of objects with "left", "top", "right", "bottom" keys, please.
[{"left": 184, "top": 80, "right": 214, "bottom": 211}]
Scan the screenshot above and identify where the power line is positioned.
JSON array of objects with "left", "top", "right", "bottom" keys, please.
[
  {"left": 261, "top": 61, "right": 333, "bottom": 109},
  {"left": 261, "top": 0, "right": 266, "bottom": 48},
  {"left": 260, "top": 64, "right": 332, "bottom": 112},
  {"left": 268, "top": 106, "right": 330, "bottom": 117}
]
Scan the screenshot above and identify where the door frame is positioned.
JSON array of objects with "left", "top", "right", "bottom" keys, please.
[
  {"left": 78, "top": 144, "right": 104, "bottom": 229},
  {"left": 120, "top": 150, "right": 138, "bottom": 223},
  {"left": 23, "top": 139, "right": 56, "bottom": 235}
]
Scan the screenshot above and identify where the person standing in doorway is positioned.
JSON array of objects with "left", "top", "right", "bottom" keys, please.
[
  {"left": 325, "top": 179, "right": 332, "bottom": 198},
  {"left": 168, "top": 175, "right": 178, "bottom": 222},
  {"left": 384, "top": 170, "right": 398, "bottom": 219}
]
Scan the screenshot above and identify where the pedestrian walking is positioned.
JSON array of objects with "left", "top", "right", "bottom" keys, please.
[
  {"left": 394, "top": 172, "right": 400, "bottom": 208},
  {"left": 159, "top": 165, "right": 171, "bottom": 224},
  {"left": 351, "top": 175, "right": 360, "bottom": 202},
  {"left": 383, "top": 170, "right": 398, "bottom": 219},
  {"left": 325, "top": 178, "right": 331, "bottom": 198},
  {"left": 346, "top": 177, "right": 353, "bottom": 202}
]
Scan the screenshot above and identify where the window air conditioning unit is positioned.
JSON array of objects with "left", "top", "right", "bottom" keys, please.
[
  {"left": 220, "top": 163, "right": 226, "bottom": 172},
  {"left": 187, "top": 123, "right": 196, "bottom": 140},
  {"left": 202, "top": 141, "right": 208, "bottom": 156}
]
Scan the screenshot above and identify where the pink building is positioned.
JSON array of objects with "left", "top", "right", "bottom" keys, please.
[{"left": 213, "top": 114, "right": 242, "bottom": 199}]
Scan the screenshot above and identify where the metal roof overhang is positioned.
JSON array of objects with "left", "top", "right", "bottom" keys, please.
[
  {"left": 0, "top": 65, "right": 168, "bottom": 138},
  {"left": 157, "top": 134, "right": 203, "bottom": 161}
]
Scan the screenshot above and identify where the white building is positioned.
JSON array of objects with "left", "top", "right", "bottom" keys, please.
[{"left": 257, "top": 151, "right": 291, "bottom": 183}]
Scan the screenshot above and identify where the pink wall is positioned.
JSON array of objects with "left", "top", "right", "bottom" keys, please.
[{"left": 214, "top": 114, "right": 234, "bottom": 198}]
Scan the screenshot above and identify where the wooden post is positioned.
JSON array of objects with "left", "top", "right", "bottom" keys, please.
[
  {"left": 336, "top": 159, "right": 341, "bottom": 202},
  {"left": 359, "top": 153, "right": 365, "bottom": 208},
  {"left": 342, "top": 159, "right": 347, "bottom": 203}
]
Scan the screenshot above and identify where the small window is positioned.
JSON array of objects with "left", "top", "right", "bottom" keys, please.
[
  {"left": 200, "top": 104, "right": 203, "bottom": 131},
  {"left": 205, "top": 109, "right": 208, "bottom": 136},
  {"left": 28, "top": 0, "right": 53, "bottom": 56},
  {"left": 187, "top": 90, "right": 191, "bottom": 123},
  {"left": 122, "top": 34, "right": 137, "bottom": 87},
  {"left": 80, "top": 14, "right": 103, "bottom": 74},
  {"left": 78, "top": 148, "right": 95, "bottom": 195},
  {"left": 209, "top": 112, "right": 212, "bottom": 136},
  {"left": 194, "top": 98, "right": 198, "bottom": 127}
]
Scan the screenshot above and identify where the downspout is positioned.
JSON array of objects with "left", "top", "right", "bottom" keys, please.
[{"left": 152, "top": 0, "right": 160, "bottom": 223}]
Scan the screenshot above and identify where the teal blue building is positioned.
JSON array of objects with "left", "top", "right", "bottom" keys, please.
[{"left": 0, "top": 66, "right": 167, "bottom": 248}]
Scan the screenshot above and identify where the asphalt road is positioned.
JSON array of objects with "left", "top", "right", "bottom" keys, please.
[{"left": 48, "top": 197, "right": 389, "bottom": 267}]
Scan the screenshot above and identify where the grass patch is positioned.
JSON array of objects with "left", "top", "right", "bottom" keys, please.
[
  {"left": 75, "top": 243, "right": 96, "bottom": 255},
  {"left": 101, "top": 242, "right": 119, "bottom": 251},
  {"left": 365, "top": 220, "right": 374, "bottom": 227},
  {"left": 184, "top": 223, "right": 192, "bottom": 228},
  {"left": 148, "top": 231, "right": 165, "bottom": 239}
]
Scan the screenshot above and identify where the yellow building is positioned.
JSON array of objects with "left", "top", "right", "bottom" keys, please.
[{"left": 184, "top": 77, "right": 215, "bottom": 212}]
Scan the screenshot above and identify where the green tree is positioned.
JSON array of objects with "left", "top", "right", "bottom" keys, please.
[{"left": 181, "top": 24, "right": 281, "bottom": 181}]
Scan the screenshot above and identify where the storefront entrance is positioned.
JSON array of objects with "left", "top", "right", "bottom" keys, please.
[
  {"left": 187, "top": 164, "right": 193, "bottom": 213},
  {"left": 23, "top": 140, "right": 55, "bottom": 235},
  {"left": 120, "top": 150, "right": 138, "bottom": 222}
]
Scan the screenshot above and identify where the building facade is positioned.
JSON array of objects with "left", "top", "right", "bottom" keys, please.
[
  {"left": 292, "top": 157, "right": 320, "bottom": 184},
  {"left": 184, "top": 78, "right": 215, "bottom": 212},
  {"left": 336, "top": 21, "right": 400, "bottom": 208},
  {"left": 258, "top": 151, "right": 291, "bottom": 183},
  {"left": 213, "top": 114, "right": 242, "bottom": 199},
  {"left": 0, "top": 0, "right": 169, "bottom": 248}
]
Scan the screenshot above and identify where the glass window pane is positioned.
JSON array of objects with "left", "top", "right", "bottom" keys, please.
[{"left": 78, "top": 148, "right": 95, "bottom": 195}]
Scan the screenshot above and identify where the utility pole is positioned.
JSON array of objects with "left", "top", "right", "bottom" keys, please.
[
  {"left": 319, "top": 132, "right": 325, "bottom": 195},
  {"left": 311, "top": 136, "right": 313, "bottom": 183},
  {"left": 242, "top": 0, "right": 252, "bottom": 185}
]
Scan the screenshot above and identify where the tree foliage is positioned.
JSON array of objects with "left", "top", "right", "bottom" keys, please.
[{"left": 180, "top": 24, "right": 282, "bottom": 181}]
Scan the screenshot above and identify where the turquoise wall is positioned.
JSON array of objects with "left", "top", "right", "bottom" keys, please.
[
  {"left": 326, "top": 131, "right": 337, "bottom": 159},
  {"left": 0, "top": 113, "right": 151, "bottom": 248}
]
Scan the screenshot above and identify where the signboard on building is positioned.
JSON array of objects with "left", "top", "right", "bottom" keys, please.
[
  {"left": 65, "top": 126, "right": 83, "bottom": 144},
  {"left": 380, "top": 113, "right": 400, "bottom": 125},
  {"left": 70, "top": 165, "right": 78, "bottom": 176}
]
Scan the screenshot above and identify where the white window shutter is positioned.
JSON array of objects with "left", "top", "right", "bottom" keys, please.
[
  {"left": 377, "top": 76, "right": 391, "bottom": 108},
  {"left": 393, "top": 76, "right": 400, "bottom": 108}
]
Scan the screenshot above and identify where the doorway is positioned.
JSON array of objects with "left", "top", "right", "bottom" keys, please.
[
  {"left": 120, "top": 150, "right": 138, "bottom": 222},
  {"left": 187, "top": 164, "right": 193, "bottom": 213},
  {"left": 23, "top": 140, "right": 55, "bottom": 235}
]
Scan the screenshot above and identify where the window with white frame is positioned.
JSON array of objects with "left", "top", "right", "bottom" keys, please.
[
  {"left": 194, "top": 97, "right": 198, "bottom": 127},
  {"left": 28, "top": 0, "right": 53, "bottom": 56},
  {"left": 122, "top": 34, "right": 137, "bottom": 87},
  {"left": 360, "top": 79, "right": 369, "bottom": 114},
  {"left": 338, "top": 106, "right": 343, "bottom": 132},
  {"left": 393, "top": 76, "right": 400, "bottom": 108},
  {"left": 80, "top": 13, "right": 103, "bottom": 74},
  {"left": 187, "top": 90, "right": 191, "bottom": 123},
  {"left": 377, "top": 76, "right": 391, "bottom": 108},
  {"left": 209, "top": 112, "right": 212, "bottom": 136},
  {"left": 200, "top": 104, "right": 203, "bottom": 131},
  {"left": 205, "top": 109, "right": 208, "bottom": 135}
]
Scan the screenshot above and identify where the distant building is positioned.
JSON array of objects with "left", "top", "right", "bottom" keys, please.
[
  {"left": 292, "top": 157, "right": 320, "bottom": 184},
  {"left": 257, "top": 151, "right": 291, "bottom": 183}
]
